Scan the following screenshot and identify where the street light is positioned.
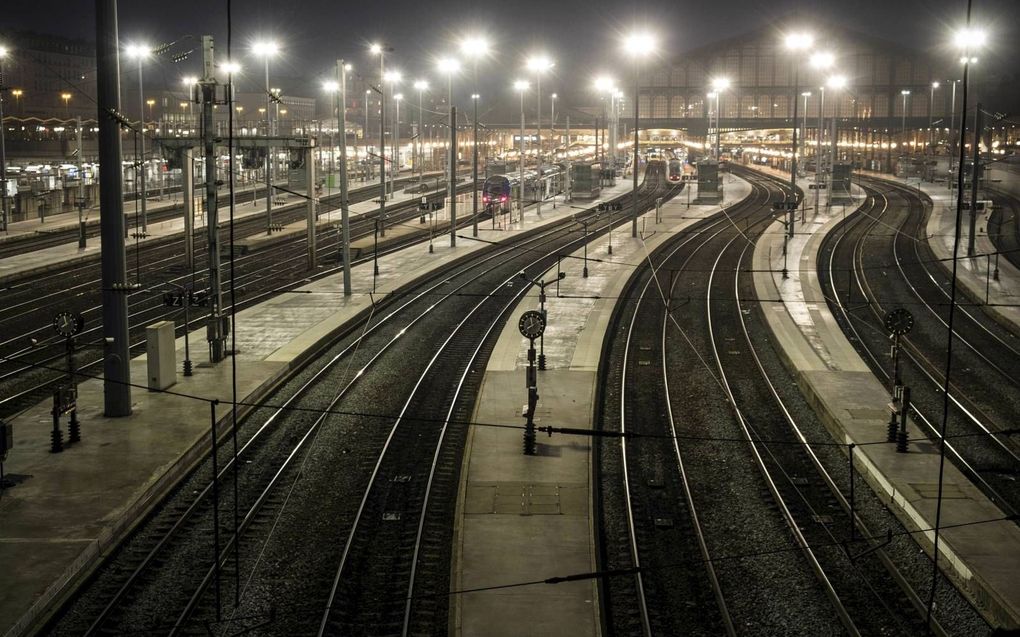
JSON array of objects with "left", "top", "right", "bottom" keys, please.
[
  {"left": 0, "top": 45, "right": 9, "bottom": 232},
  {"left": 710, "top": 77, "right": 730, "bottom": 158},
  {"left": 826, "top": 74, "right": 848, "bottom": 195},
  {"left": 460, "top": 37, "right": 490, "bottom": 235},
  {"left": 900, "top": 89, "right": 911, "bottom": 155},
  {"left": 126, "top": 43, "right": 151, "bottom": 233},
  {"left": 146, "top": 98, "right": 156, "bottom": 119},
  {"left": 526, "top": 54, "right": 553, "bottom": 216},
  {"left": 384, "top": 70, "right": 402, "bottom": 200},
  {"left": 623, "top": 30, "right": 656, "bottom": 238},
  {"left": 437, "top": 56, "right": 460, "bottom": 213},
  {"left": 253, "top": 40, "right": 280, "bottom": 235},
  {"left": 370, "top": 42, "right": 393, "bottom": 238},
  {"left": 514, "top": 79, "right": 529, "bottom": 220},
  {"left": 806, "top": 49, "right": 834, "bottom": 218},
  {"left": 928, "top": 81, "right": 940, "bottom": 160},
  {"left": 413, "top": 79, "right": 428, "bottom": 188}
]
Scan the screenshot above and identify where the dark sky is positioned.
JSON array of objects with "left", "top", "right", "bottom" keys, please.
[{"left": 7, "top": 0, "right": 1019, "bottom": 112}]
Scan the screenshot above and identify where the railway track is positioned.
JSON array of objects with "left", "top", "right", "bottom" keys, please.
[
  {"left": 0, "top": 176, "right": 472, "bottom": 421},
  {"left": 45, "top": 170, "right": 673, "bottom": 636},
  {"left": 596, "top": 166, "right": 977, "bottom": 635},
  {"left": 820, "top": 176, "right": 1020, "bottom": 517}
]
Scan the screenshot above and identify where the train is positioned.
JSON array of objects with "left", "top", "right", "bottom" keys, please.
[
  {"left": 668, "top": 159, "right": 685, "bottom": 183},
  {"left": 481, "top": 164, "right": 566, "bottom": 213}
]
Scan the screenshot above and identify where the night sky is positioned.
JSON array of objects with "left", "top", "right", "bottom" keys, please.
[{"left": 7, "top": 0, "right": 1020, "bottom": 112}]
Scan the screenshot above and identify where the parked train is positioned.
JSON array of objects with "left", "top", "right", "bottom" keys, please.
[{"left": 481, "top": 164, "right": 566, "bottom": 213}]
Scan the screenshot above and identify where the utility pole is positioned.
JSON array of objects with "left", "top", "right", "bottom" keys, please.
[
  {"left": 0, "top": 50, "right": 8, "bottom": 233},
  {"left": 378, "top": 79, "right": 386, "bottom": 238},
  {"left": 565, "top": 115, "right": 571, "bottom": 201},
  {"left": 815, "top": 87, "right": 825, "bottom": 216},
  {"left": 449, "top": 106, "right": 457, "bottom": 247},
  {"left": 136, "top": 54, "right": 148, "bottom": 235},
  {"left": 967, "top": 104, "right": 983, "bottom": 257},
  {"left": 263, "top": 56, "right": 274, "bottom": 235},
  {"left": 338, "top": 59, "right": 352, "bottom": 297},
  {"left": 201, "top": 36, "right": 227, "bottom": 362},
  {"left": 472, "top": 93, "right": 479, "bottom": 237},
  {"left": 789, "top": 61, "right": 800, "bottom": 240},
  {"left": 536, "top": 74, "right": 543, "bottom": 216},
  {"left": 631, "top": 60, "right": 639, "bottom": 238},
  {"left": 95, "top": 0, "right": 132, "bottom": 416},
  {"left": 182, "top": 148, "right": 194, "bottom": 270},
  {"left": 948, "top": 80, "right": 959, "bottom": 180},
  {"left": 76, "top": 117, "right": 86, "bottom": 248}
]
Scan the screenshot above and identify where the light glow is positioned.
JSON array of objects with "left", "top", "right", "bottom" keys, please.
[
  {"left": 784, "top": 32, "right": 815, "bottom": 51},
  {"left": 252, "top": 41, "right": 279, "bottom": 57},
  {"left": 623, "top": 31, "right": 656, "bottom": 57}
]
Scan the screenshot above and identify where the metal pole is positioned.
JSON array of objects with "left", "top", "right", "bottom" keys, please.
[
  {"left": 789, "top": 63, "right": 799, "bottom": 239},
  {"left": 365, "top": 90, "right": 371, "bottom": 182},
  {"left": 449, "top": 105, "right": 457, "bottom": 247},
  {"left": 632, "top": 60, "right": 639, "bottom": 237},
  {"left": 802, "top": 93, "right": 809, "bottom": 172},
  {"left": 136, "top": 56, "right": 149, "bottom": 235},
  {"left": 338, "top": 60, "right": 352, "bottom": 297},
  {"left": 95, "top": 0, "right": 132, "bottom": 416},
  {"left": 306, "top": 146, "right": 317, "bottom": 269},
  {"left": 378, "top": 53, "right": 387, "bottom": 237},
  {"left": 472, "top": 95, "right": 478, "bottom": 236},
  {"left": 967, "top": 104, "right": 982, "bottom": 257},
  {"left": 183, "top": 148, "right": 194, "bottom": 270},
  {"left": 417, "top": 88, "right": 424, "bottom": 191},
  {"left": 565, "top": 115, "right": 571, "bottom": 201},
  {"left": 390, "top": 91, "right": 397, "bottom": 200},
  {"left": 901, "top": 92, "right": 908, "bottom": 157},
  {"left": 76, "top": 117, "right": 86, "bottom": 248},
  {"left": 536, "top": 75, "right": 542, "bottom": 216},
  {"left": 949, "top": 80, "right": 958, "bottom": 180},
  {"left": 0, "top": 55, "right": 7, "bottom": 233},
  {"left": 264, "top": 58, "right": 273, "bottom": 234},
  {"left": 815, "top": 87, "right": 824, "bottom": 216},
  {"left": 519, "top": 89, "right": 525, "bottom": 220},
  {"left": 928, "top": 84, "right": 936, "bottom": 162},
  {"left": 203, "top": 36, "right": 226, "bottom": 363}
]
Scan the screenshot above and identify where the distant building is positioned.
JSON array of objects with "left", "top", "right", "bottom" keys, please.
[
  {"left": 640, "top": 23, "right": 950, "bottom": 134},
  {"left": 3, "top": 31, "right": 97, "bottom": 121}
]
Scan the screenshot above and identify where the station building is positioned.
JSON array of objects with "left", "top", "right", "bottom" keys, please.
[{"left": 634, "top": 24, "right": 957, "bottom": 171}]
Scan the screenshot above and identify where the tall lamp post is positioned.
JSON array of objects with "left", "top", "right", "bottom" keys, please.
[
  {"left": 437, "top": 57, "right": 460, "bottom": 219},
  {"left": 784, "top": 31, "right": 815, "bottom": 241},
  {"left": 710, "top": 77, "right": 730, "bottom": 158},
  {"left": 623, "top": 31, "right": 656, "bottom": 239},
  {"left": 365, "top": 88, "right": 372, "bottom": 181},
  {"left": 370, "top": 43, "right": 393, "bottom": 236},
  {"left": 550, "top": 93, "right": 557, "bottom": 146},
  {"left": 413, "top": 79, "right": 428, "bottom": 190},
  {"left": 253, "top": 40, "right": 279, "bottom": 235},
  {"left": 461, "top": 36, "right": 490, "bottom": 236},
  {"left": 594, "top": 76, "right": 616, "bottom": 190},
  {"left": 809, "top": 51, "right": 834, "bottom": 214},
  {"left": 801, "top": 91, "right": 811, "bottom": 167},
  {"left": 125, "top": 43, "right": 150, "bottom": 234},
  {"left": 928, "top": 81, "right": 940, "bottom": 163},
  {"left": 0, "top": 45, "right": 9, "bottom": 233},
  {"left": 826, "top": 74, "right": 848, "bottom": 202},
  {"left": 526, "top": 54, "right": 553, "bottom": 217},
  {"left": 383, "top": 70, "right": 402, "bottom": 200},
  {"left": 514, "top": 80, "right": 529, "bottom": 221},
  {"left": 900, "top": 90, "right": 911, "bottom": 158}
]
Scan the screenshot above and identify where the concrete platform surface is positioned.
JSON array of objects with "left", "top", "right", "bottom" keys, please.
[
  {"left": 452, "top": 175, "right": 753, "bottom": 636},
  {"left": 746, "top": 164, "right": 1020, "bottom": 630},
  {"left": 0, "top": 178, "right": 626, "bottom": 637}
]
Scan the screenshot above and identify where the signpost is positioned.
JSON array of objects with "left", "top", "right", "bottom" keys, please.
[{"left": 518, "top": 309, "right": 546, "bottom": 455}]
